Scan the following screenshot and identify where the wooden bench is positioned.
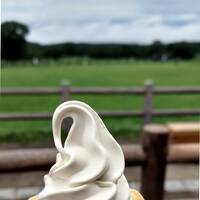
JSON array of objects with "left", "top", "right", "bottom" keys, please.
[
  {"left": 141, "top": 123, "right": 199, "bottom": 200},
  {"left": 167, "top": 122, "right": 199, "bottom": 143}
]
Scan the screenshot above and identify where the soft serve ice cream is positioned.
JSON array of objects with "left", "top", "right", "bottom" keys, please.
[{"left": 29, "top": 101, "right": 131, "bottom": 200}]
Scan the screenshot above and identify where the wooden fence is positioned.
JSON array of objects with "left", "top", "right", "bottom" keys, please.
[
  {"left": 0, "top": 80, "right": 200, "bottom": 124},
  {"left": 0, "top": 82, "right": 199, "bottom": 199},
  {"left": 0, "top": 124, "right": 199, "bottom": 200}
]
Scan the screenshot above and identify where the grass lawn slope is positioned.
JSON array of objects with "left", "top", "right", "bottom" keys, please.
[{"left": 1, "top": 57, "right": 200, "bottom": 145}]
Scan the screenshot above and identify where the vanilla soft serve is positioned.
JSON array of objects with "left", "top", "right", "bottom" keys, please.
[{"left": 29, "top": 101, "right": 131, "bottom": 200}]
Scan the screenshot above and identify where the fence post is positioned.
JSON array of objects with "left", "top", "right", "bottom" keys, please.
[
  {"left": 60, "top": 80, "right": 72, "bottom": 133},
  {"left": 61, "top": 80, "right": 70, "bottom": 103},
  {"left": 141, "top": 124, "right": 169, "bottom": 200},
  {"left": 144, "top": 80, "right": 153, "bottom": 125}
]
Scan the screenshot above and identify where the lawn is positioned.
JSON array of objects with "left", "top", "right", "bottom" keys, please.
[{"left": 1, "top": 57, "right": 200, "bottom": 145}]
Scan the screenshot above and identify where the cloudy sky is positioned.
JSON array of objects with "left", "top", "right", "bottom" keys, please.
[{"left": 2, "top": 0, "right": 200, "bottom": 44}]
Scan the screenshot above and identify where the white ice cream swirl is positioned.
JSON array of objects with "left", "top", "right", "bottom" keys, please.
[{"left": 37, "top": 101, "right": 131, "bottom": 200}]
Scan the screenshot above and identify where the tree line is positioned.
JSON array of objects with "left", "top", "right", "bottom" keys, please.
[{"left": 2, "top": 21, "right": 200, "bottom": 61}]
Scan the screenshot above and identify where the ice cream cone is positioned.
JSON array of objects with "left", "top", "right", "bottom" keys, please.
[
  {"left": 28, "top": 196, "right": 38, "bottom": 200},
  {"left": 130, "top": 189, "right": 144, "bottom": 200},
  {"left": 29, "top": 190, "right": 143, "bottom": 200}
]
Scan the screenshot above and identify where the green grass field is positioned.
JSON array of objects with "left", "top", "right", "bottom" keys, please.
[{"left": 1, "top": 57, "right": 200, "bottom": 144}]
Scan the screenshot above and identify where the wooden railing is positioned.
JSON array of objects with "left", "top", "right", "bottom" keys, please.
[
  {"left": 0, "top": 80, "right": 200, "bottom": 124},
  {"left": 0, "top": 124, "right": 199, "bottom": 200}
]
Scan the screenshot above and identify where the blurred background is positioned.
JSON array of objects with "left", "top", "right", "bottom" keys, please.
[{"left": 1, "top": 0, "right": 199, "bottom": 200}]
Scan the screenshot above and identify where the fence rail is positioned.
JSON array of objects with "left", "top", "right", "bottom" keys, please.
[
  {"left": 0, "top": 109, "right": 199, "bottom": 121},
  {"left": 0, "top": 143, "right": 198, "bottom": 172},
  {"left": 1, "top": 86, "right": 200, "bottom": 95},
  {"left": 0, "top": 81, "right": 200, "bottom": 124}
]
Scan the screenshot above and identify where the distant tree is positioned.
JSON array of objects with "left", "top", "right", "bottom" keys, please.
[
  {"left": 1, "top": 21, "right": 29, "bottom": 60},
  {"left": 150, "top": 40, "right": 166, "bottom": 60},
  {"left": 168, "top": 42, "right": 195, "bottom": 60}
]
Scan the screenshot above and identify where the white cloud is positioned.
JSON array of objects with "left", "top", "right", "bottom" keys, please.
[
  {"left": 27, "top": 17, "right": 200, "bottom": 44},
  {"left": 2, "top": 0, "right": 200, "bottom": 44}
]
